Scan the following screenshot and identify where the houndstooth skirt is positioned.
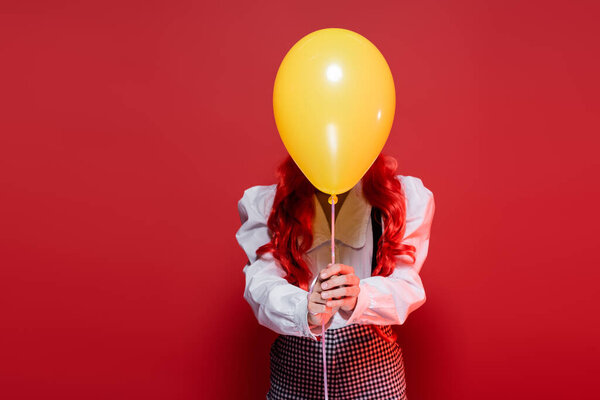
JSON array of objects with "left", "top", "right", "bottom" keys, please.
[{"left": 266, "top": 324, "right": 407, "bottom": 400}]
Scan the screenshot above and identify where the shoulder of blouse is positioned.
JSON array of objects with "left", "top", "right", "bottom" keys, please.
[
  {"left": 397, "top": 174, "right": 434, "bottom": 205},
  {"left": 396, "top": 174, "right": 435, "bottom": 245},
  {"left": 237, "top": 183, "right": 277, "bottom": 219}
]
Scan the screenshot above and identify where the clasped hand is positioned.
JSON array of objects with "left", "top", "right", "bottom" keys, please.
[{"left": 307, "top": 263, "right": 361, "bottom": 328}]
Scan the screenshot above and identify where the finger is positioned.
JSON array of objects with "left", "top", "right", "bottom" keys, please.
[
  {"left": 308, "top": 313, "right": 326, "bottom": 326},
  {"left": 321, "top": 274, "right": 359, "bottom": 290},
  {"left": 321, "top": 275, "right": 347, "bottom": 290},
  {"left": 325, "top": 297, "right": 354, "bottom": 309},
  {"left": 313, "top": 273, "right": 329, "bottom": 292},
  {"left": 310, "top": 291, "right": 327, "bottom": 304},
  {"left": 321, "top": 285, "right": 360, "bottom": 300},
  {"left": 320, "top": 263, "right": 355, "bottom": 280},
  {"left": 308, "top": 301, "right": 330, "bottom": 314}
]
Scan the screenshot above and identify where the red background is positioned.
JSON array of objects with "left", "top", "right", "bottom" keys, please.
[{"left": 1, "top": 1, "right": 598, "bottom": 399}]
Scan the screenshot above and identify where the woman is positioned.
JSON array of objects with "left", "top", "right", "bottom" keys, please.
[{"left": 236, "top": 153, "right": 435, "bottom": 400}]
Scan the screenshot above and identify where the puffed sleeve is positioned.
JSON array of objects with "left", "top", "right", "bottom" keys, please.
[
  {"left": 342, "top": 175, "right": 435, "bottom": 326},
  {"left": 236, "top": 185, "right": 321, "bottom": 341}
]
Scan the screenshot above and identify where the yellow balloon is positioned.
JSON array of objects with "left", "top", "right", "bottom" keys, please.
[{"left": 273, "top": 28, "right": 396, "bottom": 195}]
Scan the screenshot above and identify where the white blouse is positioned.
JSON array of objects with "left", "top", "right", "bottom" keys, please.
[{"left": 236, "top": 174, "right": 435, "bottom": 342}]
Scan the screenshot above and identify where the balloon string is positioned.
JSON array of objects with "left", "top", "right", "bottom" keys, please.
[
  {"left": 321, "top": 318, "right": 327, "bottom": 400},
  {"left": 320, "top": 196, "right": 336, "bottom": 400},
  {"left": 331, "top": 195, "right": 336, "bottom": 266}
]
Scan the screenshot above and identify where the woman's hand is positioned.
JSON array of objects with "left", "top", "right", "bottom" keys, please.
[
  {"left": 319, "top": 263, "right": 361, "bottom": 313},
  {"left": 307, "top": 273, "right": 339, "bottom": 332}
]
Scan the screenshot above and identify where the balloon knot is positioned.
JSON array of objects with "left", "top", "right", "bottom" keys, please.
[{"left": 328, "top": 195, "right": 338, "bottom": 205}]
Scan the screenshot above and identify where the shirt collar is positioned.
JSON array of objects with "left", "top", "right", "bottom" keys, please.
[{"left": 308, "top": 180, "right": 372, "bottom": 252}]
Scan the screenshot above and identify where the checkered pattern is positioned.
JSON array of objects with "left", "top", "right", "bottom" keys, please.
[{"left": 266, "top": 324, "right": 407, "bottom": 400}]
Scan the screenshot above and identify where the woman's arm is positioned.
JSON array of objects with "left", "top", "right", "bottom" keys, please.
[
  {"left": 236, "top": 185, "right": 322, "bottom": 341},
  {"left": 337, "top": 175, "right": 435, "bottom": 326}
]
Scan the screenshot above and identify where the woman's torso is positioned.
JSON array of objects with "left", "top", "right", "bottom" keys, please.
[{"left": 304, "top": 179, "right": 379, "bottom": 331}]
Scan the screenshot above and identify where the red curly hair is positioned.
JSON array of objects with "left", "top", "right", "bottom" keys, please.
[{"left": 256, "top": 153, "right": 416, "bottom": 292}]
